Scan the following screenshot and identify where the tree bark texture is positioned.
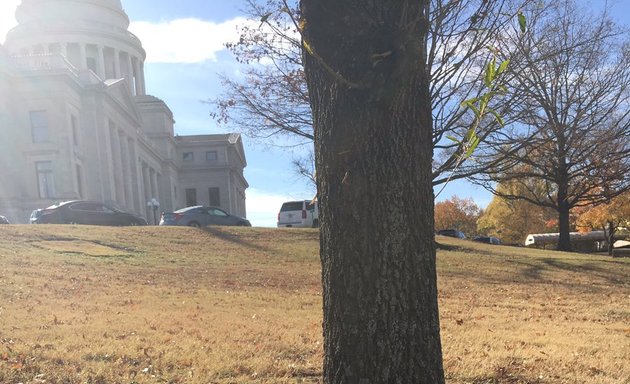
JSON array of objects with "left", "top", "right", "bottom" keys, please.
[{"left": 301, "top": 1, "right": 444, "bottom": 383}]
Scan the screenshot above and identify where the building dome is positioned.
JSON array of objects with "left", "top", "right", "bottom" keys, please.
[
  {"left": 5, "top": 0, "right": 143, "bottom": 57},
  {"left": 4, "top": 0, "right": 146, "bottom": 95},
  {"left": 14, "top": 0, "right": 129, "bottom": 29}
]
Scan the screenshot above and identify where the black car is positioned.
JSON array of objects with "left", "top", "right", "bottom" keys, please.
[
  {"left": 473, "top": 236, "right": 501, "bottom": 245},
  {"left": 0, "top": 215, "right": 9, "bottom": 224},
  {"left": 33, "top": 201, "right": 147, "bottom": 226},
  {"left": 437, "top": 229, "right": 466, "bottom": 239}
]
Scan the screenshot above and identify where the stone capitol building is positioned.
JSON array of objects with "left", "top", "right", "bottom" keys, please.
[{"left": 0, "top": 0, "right": 248, "bottom": 223}]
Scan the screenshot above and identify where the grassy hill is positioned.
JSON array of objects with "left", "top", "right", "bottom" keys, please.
[{"left": 0, "top": 225, "right": 628, "bottom": 383}]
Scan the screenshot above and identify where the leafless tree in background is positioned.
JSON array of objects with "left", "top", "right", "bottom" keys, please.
[
  {"left": 212, "top": 0, "right": 528, "bottom": 186},
  {"left": 472, "top": 0, "right": 630, "bottom": 251}
]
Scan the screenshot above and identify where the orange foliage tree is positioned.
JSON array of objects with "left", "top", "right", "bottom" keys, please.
[
  {"left": 434, "top": 196, "right": 482, "bottom": 237},
  {"left": 477, "top": 181, "right": 556, "bottom": 244},
  {"left": 576, "top": 192, "right": 630, "bottom": 254}
]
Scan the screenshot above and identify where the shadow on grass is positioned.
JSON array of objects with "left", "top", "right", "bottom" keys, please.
[
  {"left": 485, "top": 257, "right": 629, "bottom": 289},
  {"left": 540, "top": 258, "right": 628, "bottom": 285},
  {"left": 439, "top": 240, "right": 630, "bottom": 289},
  {"left": 436, "top": 241, "right": 464, "bottom": 252},
  {"left": 199, "top": 226, "right": 274, "bottom": 253}
]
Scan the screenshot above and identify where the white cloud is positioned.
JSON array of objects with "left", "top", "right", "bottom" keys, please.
[
  {"left": 0, "top": 0, "right": 19, "bottom": 44},
  {"left": 129, "top": 17, "right": 249, "bottom": 64},
  {"left": 246, "top": 188, "right": 295, "bottom": 227}
]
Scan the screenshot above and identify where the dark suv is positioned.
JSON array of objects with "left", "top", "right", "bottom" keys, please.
[{"left": 437, "top": 229, "right": 466, "bottom": 239}]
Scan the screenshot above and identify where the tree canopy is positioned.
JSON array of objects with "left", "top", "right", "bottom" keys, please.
[
  {"left": 472, "top": 0, "right": 630, "bottom": 251},
  {"left": 434, "top": 196, "right": 482, "bottom": 236},
  {"left": 213, "top": 0, "right": 528, "bottom": 185},
  {"left": 477, "top": 181, "right": 557, "bottom": 244}
]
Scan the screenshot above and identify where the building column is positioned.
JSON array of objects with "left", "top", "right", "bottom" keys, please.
[
  {"left": 148, "top": 166, "right": 159, "bottom": 224},
  {"left": 139, "top": 61, "right": 146, "bottom": 95},
  {"left": 142, "top": 162, "right": 151, "bottom": 217},
  {"left": 133, "top": 58, "right": 142, "bottom": 96},
  {"left": 109, "top": 125, "right": 125, "bottom": 204},
  {"left": 119, "top": 130, "right": 133, "bottom": 210},
  {"left": 227, "top": 170, "right": 233, "bottom": 214},
  {"left": 102, "top": 118, "right": 117, "bottom": 200},
  {"left": 97, "top": 45, "right": 106, "bottom": 78},
  {"left": 150, "top": 168, "right": 159, "bottom": 202},
  {"left": 79, "top": 43, "right": 87, "bottom": 70},
  {"left": 129, "top": 140, "right": 141, "bottom": 214},
  {"left": 113, "top": 49, "right": 121, "bottom": 78},
  {"left": 125, "top": 53, "right": 134, "bottom": 94}
]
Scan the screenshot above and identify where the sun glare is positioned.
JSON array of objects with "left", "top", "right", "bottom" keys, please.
[{"left": 0, "top": 0, "right": 20, "bottom": 43}]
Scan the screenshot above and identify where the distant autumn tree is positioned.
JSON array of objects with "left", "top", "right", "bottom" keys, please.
[
  {"left": 434, "top": 196, "right": 482, "bottom": 236},
  {"left": 477, "top": 181, "right": 557, "bottom": 244},
  {"left": 576, "top": 192, "right": 630, "bottom": 254},
  {"left": 473, "top": 0, "right": 630, "bottom": 251},
  {"left": 213, "top": 0, "right": 527, "bottom": 185}
]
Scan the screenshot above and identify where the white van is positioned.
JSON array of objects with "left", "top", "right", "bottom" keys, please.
[{"left": 277, "top": 200, "right": 319, "bottom": 228}]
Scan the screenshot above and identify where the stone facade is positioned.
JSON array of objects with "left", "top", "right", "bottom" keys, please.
[{"left": 0, "top": 0, "right": 248, "bottom": 223}]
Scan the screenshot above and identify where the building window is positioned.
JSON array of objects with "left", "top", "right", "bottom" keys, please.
[
  {"left": 36, "top": 161, "right": 55, "bottom": 198},
  {"left": 185, "top": 188, "right": 197, "bottom": 206},
  {"left": 30, "top": 110, "right": 49, "bottom": 143},
  {"left": 183, "top": 152, "right": 194, "bottom": 162},
  {"left": 206, "top": 151, "right": 218, "bottom": 162},
  {"left": 209, "top": 187, "right": 220, "bottom": 206}
]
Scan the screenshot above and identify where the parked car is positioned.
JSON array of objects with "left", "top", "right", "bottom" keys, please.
[
  {"left": 0, "top": 215, "right": 9, "bottom": 224},
  {"left": 32, "top": 201, "right": 147, "bottom": 226},
  {"left": 437, "top": 229, "right": 466, "bottom": 239},
  {"left": 277, "top": 200, "right": 319, "bottom": 228},
  {"left": 473, "top": 236, "right": 501, "bottom": 245},
  {"left": 159, "top": 206, "right": 251, "bottom": 227}
]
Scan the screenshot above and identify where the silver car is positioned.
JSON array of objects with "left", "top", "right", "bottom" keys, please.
[{"left": 159, "top": 206, "right": 251, "bottom": 227}]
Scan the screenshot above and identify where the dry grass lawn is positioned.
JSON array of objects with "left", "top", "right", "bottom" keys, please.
[{"left": 0, "top": 225, "right": 628, "bottom": 383}]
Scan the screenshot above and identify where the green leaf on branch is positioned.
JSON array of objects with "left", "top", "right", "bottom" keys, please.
[
  {"left": 518, "top": 12, "right": 527, "bottom": 33},
  {"left": 446, "top": 135, "right": 460, "bottom": 143},
  {"left": 461, "top": 99, "right": 481, "bottom": 118},
  {"left": 497, "top": 59, "right": 510, "bottom": 75},
  {"left": 461, "top": 97, "right": 480, "bottom": 106},
  {"left": 488, "top": 108, "right": 505, "bottom": 127},
  {"left": 465, "top": 133, "right": 480, "bottom": 158},
  {"left": 484, "top": 58, "right": 496, "bottom": 88}
]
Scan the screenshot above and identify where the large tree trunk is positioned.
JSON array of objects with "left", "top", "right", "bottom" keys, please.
[
  {"left": 606, "top": 221, "right": 615, "bottom": 256},
  {"left": 301, "top": 1, "right": 444, "bottom": 383},
  {"left": 557, "top": 201, "right": 572, "bottom": 251}
]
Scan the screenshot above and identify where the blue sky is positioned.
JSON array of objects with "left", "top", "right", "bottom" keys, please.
[{"left": 1, "top": 0, "right": 628, "bottom": 226}]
